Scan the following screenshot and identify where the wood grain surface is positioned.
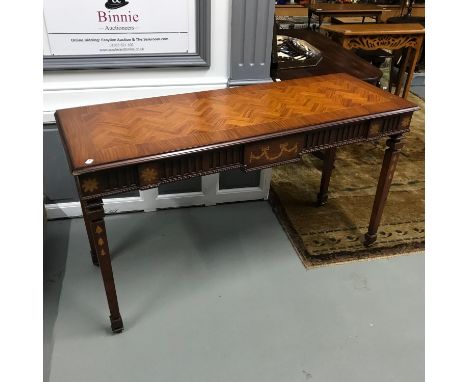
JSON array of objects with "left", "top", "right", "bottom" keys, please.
[
  {"left": 56, "top": 73, "right": 417, "bottom": 175},
  {"left": 321, "top": 23, "right": 425, "bottom": 36},
  {"left": 309, "top": 3, "right": 383, "bottom": 13}
]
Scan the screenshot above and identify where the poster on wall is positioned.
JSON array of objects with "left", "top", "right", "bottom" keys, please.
[{"left": 44, "top": 0, "right": 194, "bottom": 56}]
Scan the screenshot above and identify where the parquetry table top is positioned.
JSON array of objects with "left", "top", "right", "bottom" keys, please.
[{"left": 56, "top": 73, "right": 416, "bottom": 175}]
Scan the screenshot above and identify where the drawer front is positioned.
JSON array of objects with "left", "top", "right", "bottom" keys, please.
[{"left": 244, "top": 135, "right": 304, "bottom": 170}]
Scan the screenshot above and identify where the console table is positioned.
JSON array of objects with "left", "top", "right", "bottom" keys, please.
[
  {"left": 307, "top": 3, "right": 384, "bottom": 29},
  {"left": 321, "top": 23, "right": 425, "bottom": 99},
  {"left": 56, "top": 74, "right": 418, "bottom": 333}
]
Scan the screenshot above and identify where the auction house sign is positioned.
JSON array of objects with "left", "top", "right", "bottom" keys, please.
[{"left": 44, "top": 0, "right": 190, "bottom": 55}]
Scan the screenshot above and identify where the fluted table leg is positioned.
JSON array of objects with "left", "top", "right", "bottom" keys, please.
[{"left": 364, "top": 134, "right": 404, "bottom": 246}]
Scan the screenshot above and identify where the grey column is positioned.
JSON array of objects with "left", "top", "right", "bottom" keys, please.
[{"left": 229, "top": 0, "right": 275, "bottom": 86}]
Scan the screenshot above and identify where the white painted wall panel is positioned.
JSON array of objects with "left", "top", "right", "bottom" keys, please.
[{"left": 43, "top": 0, "right": 230, "bottom": 117}]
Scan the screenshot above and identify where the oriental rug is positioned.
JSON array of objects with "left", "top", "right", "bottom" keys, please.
[{"left": 270, "top": 93, "right": 424, "bottom": 269}]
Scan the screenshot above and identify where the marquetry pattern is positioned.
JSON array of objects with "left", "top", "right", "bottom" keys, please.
[
  {"left": 250, "top": 143, "right": 299, "bottom": 162},
  {"left": 342, "top": 35, "right": 420, "bottom": 50},
  {"left": 139, "top": 147, "right": 244, "bottom": 189},
  {"left": 82, "top": 197, "right": 123, "bottom": 332},
  {"left": 81, "top": 178, "right": 99, "bottom": 193},
  {"left": 93, "top": 224, "right": 108, "bottom": 257},
  {"left": 56, "top": 74, "right": 416, "bottom": 172},
  {"left": 84, "top": 78, "right": 386, "bottom": 154},
  {"left": 82, "top": 198, "right": 110, "bottom": 258},
  {"left": 140, "top": 166, "right": 159, "bottom": 184},
  {"left": 79, "top": 166, "right": 138, "bottom": 197},
  {"left": 245, "top": 135, "right": 304, "bottom": 169},
  {"left": 138, "top": 163, "right": 160, "bottom": 187}
]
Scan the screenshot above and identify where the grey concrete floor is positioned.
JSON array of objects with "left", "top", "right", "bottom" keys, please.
[{"left": 44, "top": 201, "right": 424, "bottom": 382}]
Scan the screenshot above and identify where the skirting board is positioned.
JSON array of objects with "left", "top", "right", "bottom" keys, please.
[
  {"left": 45, "top": 170, "right": 272, "bottom": 220},
  {"left": 227, "top": 78, "right": 274, "bottom": 87}
]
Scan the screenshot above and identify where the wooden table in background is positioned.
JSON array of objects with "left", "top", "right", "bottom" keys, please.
[
  {"left": 321, "top": 23, "right": 425, "bottom": 99},
  {"left": 307, "top": 3, "right": 384, "bottom": 29},
  {"left": 275, "top": 4, "right": 308, "bottom": 17},
  {"left": 56, "top": 74, "right": 418, "bottom": 333},
  {"left": 271, "top": 29, "right": 382, "bottom": 85}
]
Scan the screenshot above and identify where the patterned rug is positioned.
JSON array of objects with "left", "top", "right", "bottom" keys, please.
[{"left": 269, "top": 93, "right": 425, "bottom": 269}]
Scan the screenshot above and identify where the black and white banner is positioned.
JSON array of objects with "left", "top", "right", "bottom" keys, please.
[{"left": 44, "top": 0, "right": 191, "bottom": 55}]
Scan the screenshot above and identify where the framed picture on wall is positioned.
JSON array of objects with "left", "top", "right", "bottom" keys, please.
[{"left": 43, "top": 0, "right": 210, "bottom": 70}]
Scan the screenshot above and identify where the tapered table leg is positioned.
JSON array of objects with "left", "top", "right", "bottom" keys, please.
[
  {"left": 80, "top": 199, "right": 99, "bottom": 266},
  {"left": 317, "top": 147, "right": 337, "bottom": 206},
  {"left": 364, "top": 134, "right": 403, "bottom": 246},
  {"left": 82, "top": 197, "right": 124, "bottom": 333}
]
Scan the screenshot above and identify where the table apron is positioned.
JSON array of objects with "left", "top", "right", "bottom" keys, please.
[
  {"left": 76, "top": 113, "right": 413, "bottom": 200},
  {"left": 314, "top": 11, "right": 381, "bottom": 17},
  {"left": 339, "top": 34, "right": 422, "bottom": 51}
]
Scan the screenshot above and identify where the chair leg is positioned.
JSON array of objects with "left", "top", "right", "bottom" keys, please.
[
  {"left": 388, "top": 55, "right": 394, "bottom": 93},
  {"left": 395, "top": 48, "right": 411, "bottom": 96}
]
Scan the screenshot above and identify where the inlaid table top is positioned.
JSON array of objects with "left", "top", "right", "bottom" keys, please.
[
  {"left": 321, "top": 23, "right": 425, "bottom": 36},
  {"left": 56, "top": 73, "right": 416, "bottom": 175}
]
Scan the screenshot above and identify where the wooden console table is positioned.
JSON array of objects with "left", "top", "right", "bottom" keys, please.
[
  {"left": 321, "top": 23, "right": 425, "bottom": 99},
  {"left": 56, "top": 74, "right": 418, "bottom": 333},
  {"left": 307, "top": 3, "right": 384, "bottom": 29}
]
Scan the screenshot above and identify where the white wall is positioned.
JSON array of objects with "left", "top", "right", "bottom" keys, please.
[{"left": 43, "top": 0, "right": 230, "bottom": 123}]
